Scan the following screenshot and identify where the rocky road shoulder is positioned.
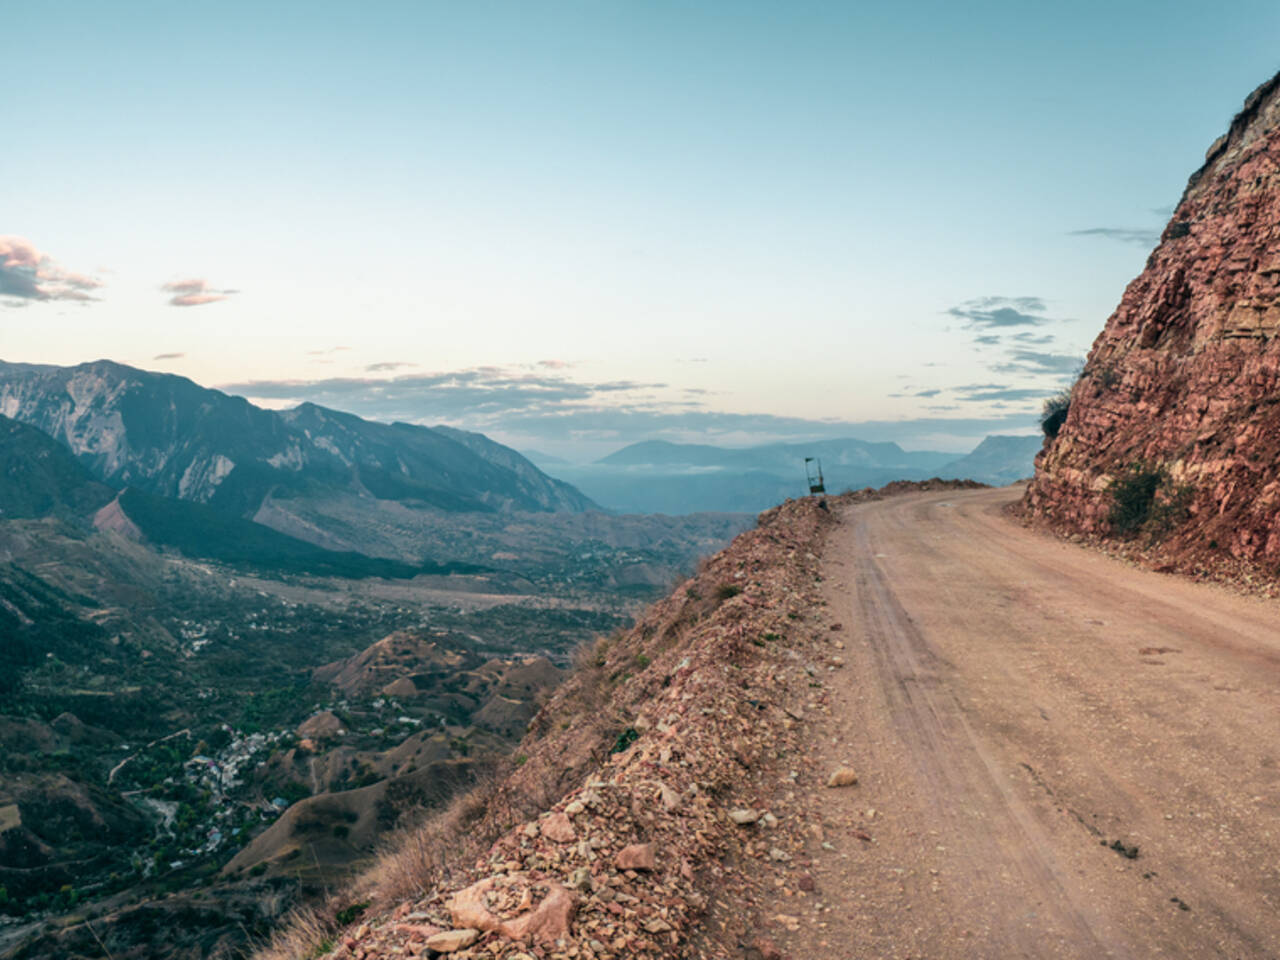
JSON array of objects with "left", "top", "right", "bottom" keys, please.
[{"left": 306, "top": 482, "right": 978, "bottom": 960}]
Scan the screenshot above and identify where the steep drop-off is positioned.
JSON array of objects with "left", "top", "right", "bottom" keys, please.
[
  {"left": 254, "top": 481, "right": 981, "bottom": 960},
  {"left": 1025, "top": 71, "right": 1280, "bottom": 568}
]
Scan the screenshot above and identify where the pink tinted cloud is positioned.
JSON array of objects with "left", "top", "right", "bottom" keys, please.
[
  {"left": 161, "top": 277, "right": 236, "bottom": 307},
  {"left": 0, "top": 235, "right": 103, "bottom": 302}
]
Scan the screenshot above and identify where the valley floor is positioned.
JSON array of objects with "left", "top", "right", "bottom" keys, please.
[{"left": 786, "top": 487, "right": 1280, "bottom": 958}]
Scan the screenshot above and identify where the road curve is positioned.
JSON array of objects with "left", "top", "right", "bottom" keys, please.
[{"left": 788, "top": 486, "right": 1280, "bottom": 959}]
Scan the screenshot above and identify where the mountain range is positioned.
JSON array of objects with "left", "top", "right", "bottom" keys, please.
[
  {"left": 531, "top": 434, "right": 1042, "bottom": 514},
  {"left": 0, "top": 415, "right": 114, "bottom": 520},
  {"left": 0, "top": 360, "right": 593, "bottom": 518}
]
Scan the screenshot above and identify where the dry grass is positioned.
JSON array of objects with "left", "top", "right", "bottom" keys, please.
[
  {"left": 252, "top": 904, "right": 333, "bottom": 960},
  {"left": 362, "top": 768, "right": 504, "bottom": 905}
]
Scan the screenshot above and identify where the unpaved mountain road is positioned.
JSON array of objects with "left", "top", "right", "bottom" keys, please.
[{"left": 785, "top": 486, "right": 1280, "bottom": 959}]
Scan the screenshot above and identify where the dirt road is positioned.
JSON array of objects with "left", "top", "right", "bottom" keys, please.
[{"left": 787, "top": 486, "right": 1280, "bottom": 959}]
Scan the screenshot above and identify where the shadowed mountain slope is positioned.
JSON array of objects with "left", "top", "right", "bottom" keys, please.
[
  {"left": 0, "top": 360, "right": 596, "bottom": 518},
  {"left": 0, "top": 414, "right": 115, "bottom": 519}
]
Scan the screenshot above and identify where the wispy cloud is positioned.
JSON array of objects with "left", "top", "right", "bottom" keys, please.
[
  {"left": 1011, "top": 332, "right": 1054, "bottom": 345},
  {"left": 221, "top": 368, "right": 668, "bottom": 424},
  {"left": 153, "top": 352, "right": 185, "bottom": 360},
  {"left": 366, "top": 361, "right": 417, "bottom": 372},
  {"left": 947, "top": 296, "right": 1049, "bottom": 330},
  {"left": 992, "top": 350, "right": 1081, "bottom": 376},
  {"left": 943, "top": 294, "right": 1082, "bottom": 393},
  {"left": 1068, "top": 227, "right": 1160, "bottom": 247},
  {"left": 0, "top": 236, "right": 103, "bottom": 303},
  {"left": 161, "top": 277, "right": 236, "bottom": 307},
  {"left": 954, "top": 383, "right": 1051, "bottom": 403}
]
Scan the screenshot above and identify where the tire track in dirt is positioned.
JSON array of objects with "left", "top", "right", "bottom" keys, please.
[
  {"left": 778, "top": 486, "right": 1280, "bottom": 960},
  {"left": 848, "top": 512, "right": 1121, "bottom": 958}
]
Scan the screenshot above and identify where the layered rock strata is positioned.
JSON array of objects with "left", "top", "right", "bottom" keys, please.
[{"left": 1026, "top": 71, "right": 1280, "bottom": 565}]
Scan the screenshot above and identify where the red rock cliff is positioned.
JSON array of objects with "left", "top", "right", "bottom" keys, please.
[{"left": 1025, "top": 70, "right": 1280, "bottom": 565}]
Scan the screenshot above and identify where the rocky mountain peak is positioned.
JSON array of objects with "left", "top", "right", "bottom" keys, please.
[
  {"left": 1188, "top": 71, "right": 1280, "bottom": 201},
  {"left": 0, "top": 359, "right": 596, "bottom": 517}
]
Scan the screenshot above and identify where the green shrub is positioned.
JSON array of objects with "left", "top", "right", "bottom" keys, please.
[
  {"left": 609, "top": 728, "right": 639, "bottom": 754},
  {"left": 715, "top": 584, "right": 742, "bottom": 601},
  {"left": 280, "top": 780, "right": 310, "bottom": 805},
  {"left": 1107, "top": 463, "right": 1193, "bottom": 537},
  {"left": 1040, "top": 389, "right": 1072, "bottom": 438},
  {"left": 1147, "top": 481, "right": 1194, "bottom": 534},
  {"left": 1107, "top": 463, "right": 1165, "bottom": 534},
  {"left": 335, "top": 902, "right": 368, "bottom": 925}
]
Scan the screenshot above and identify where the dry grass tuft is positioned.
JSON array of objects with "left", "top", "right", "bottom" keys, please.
[
  {"left": 252, "top": 904, "right": 332, "bottom": 960},
  {"left": 363, "top": 767, "right": 504, "bottom": 905}
]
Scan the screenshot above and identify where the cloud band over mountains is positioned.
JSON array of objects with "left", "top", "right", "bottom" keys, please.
[{"left": 220, "top": 366, "right": 1043, "bottom": 454}]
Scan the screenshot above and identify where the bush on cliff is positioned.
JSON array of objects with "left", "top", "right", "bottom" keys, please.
[
  {"left": 1108, "top": 463, "right": 1164, "bottom": 534},
  {"left": 1107, "top": 463, "right": 1192, "bottom": 537},
  {"left": 1040, "top": 390, "right": 1071, "bottom": 438}
]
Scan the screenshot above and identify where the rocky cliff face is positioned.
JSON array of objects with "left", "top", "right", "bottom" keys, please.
[{"left": 1025, "top": 71, "right": 1280, "bottom": 567}]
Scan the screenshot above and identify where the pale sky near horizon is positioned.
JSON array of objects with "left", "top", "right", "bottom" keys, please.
[{"left": 4, "top": 1, "right": 1278, "bottom": 456}]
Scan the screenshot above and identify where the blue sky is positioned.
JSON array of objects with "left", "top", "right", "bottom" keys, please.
[{"left": 3, "top": 1, "right": 1277, "bottom": 456}]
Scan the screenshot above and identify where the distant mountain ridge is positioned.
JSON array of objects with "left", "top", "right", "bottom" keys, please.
[
  {"left": 545, "top": 435, "right": 1037, "bottom": 514},
  {"left": 597, "top": 437, "right": 955, "bottom": 473},
  {"left": 0, "top": 359, "right": 595, "bottom": 517},
  {"left": 937, "top": 435, "right": 1041, "bottom": 486}
]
